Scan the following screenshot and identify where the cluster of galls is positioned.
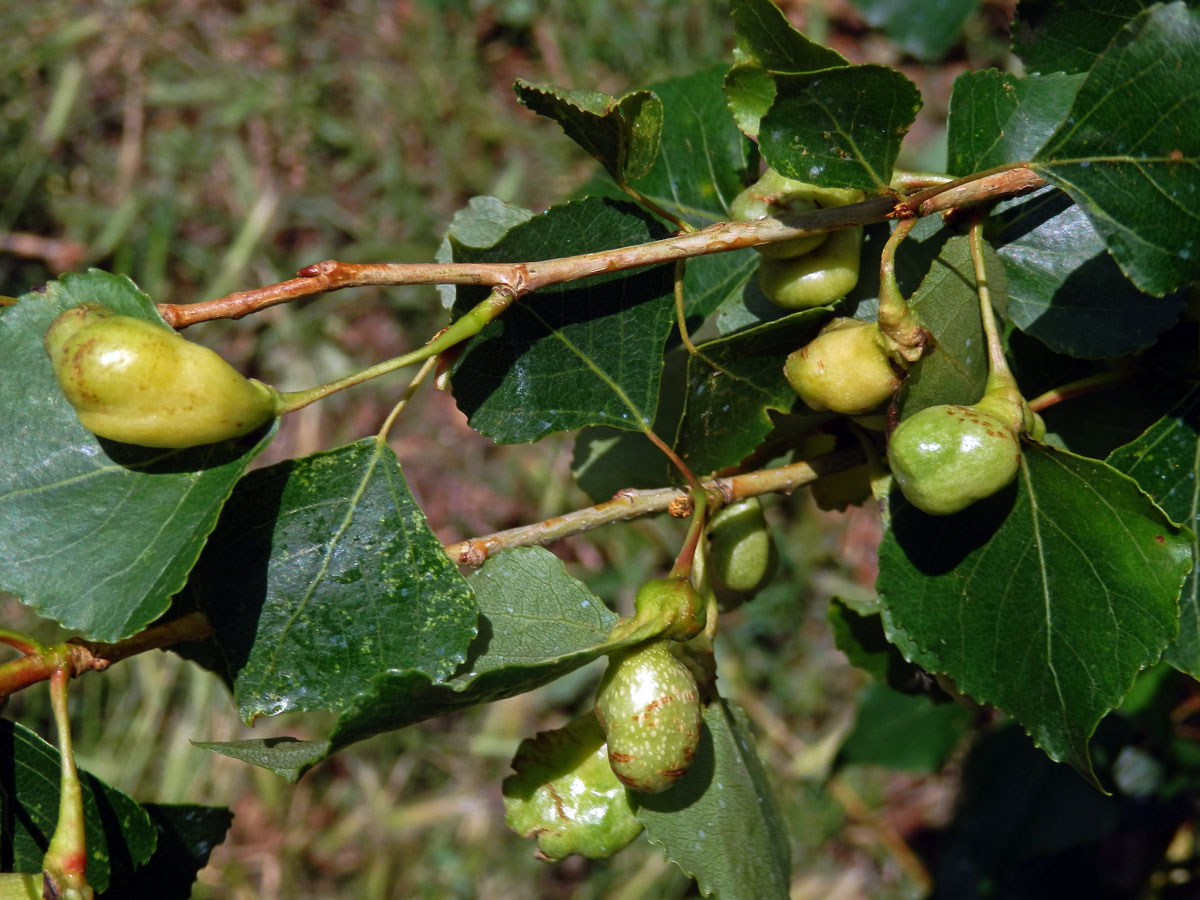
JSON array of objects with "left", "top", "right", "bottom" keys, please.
[
  {"left": 733, "top": 168, "right": 1030, "bottom": 516},
  {"left": 503, "top": 505, "right": 779, "bottom": 860}
]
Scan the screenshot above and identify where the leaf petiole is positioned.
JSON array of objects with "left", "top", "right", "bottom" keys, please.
[{"left": 274, "top": 288, "right": 514, "bottom": 415}]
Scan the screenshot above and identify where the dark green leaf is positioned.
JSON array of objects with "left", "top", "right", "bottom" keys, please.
[
  {"left": 514, "top": 79, "right": 663, "bottom": 184},
  {"left": 947, "top": 70, "right": 1085, "bottom": 175},
  {"left": 678, "top": 310, "right": 829, "bottom": 475},
  {"left": 709, "top": 251, "right": 786, "bottom": 335},
  {"left": 575, "top": 68, "right": 759, "bottom": 307},
  {"left": 730, "top": 0, "right": 847, "bottom": 72},
  {"left": 330, "top": 547, "right": 622, "bottom": 750},
  {"left": 1031, "top": 4, "right": 1200, "bottom": 297},
  {"left": 1107, "top": 386, "right": 1200, "bottom": 677},
  {"left": 450, "top": 199, "right": 676, "bottom": 443},
  {"left": 726, "top": 0, "right": 848, "bottom": 140},
  {"left": 0, "top": 720, "right": 156, "bottom": 892},
  {"left": 723, "top": 64, "right": 779, "bottom": 141},
  {"left": 624, "top": 67, "right": 759, "bottom": 231},
  {"left": 989, "top": 186, "right": 1186, "bottom": 358},
  {"left": 760, "top": 65, "right": 923, "bottom": 193},
  {"left": 853, "top": 0, "right": 980, "bottom": 61},
  {"left": 838, "top": 682, "right": 972, "bottom": 772},
  {"left": 879, "top": 443, "right": 1190, "bottom": 778},
  {"left": 576, "top": 67, "right": 759, "bottom": 232},
  {"left": 571, "top": 424, "right": 672, "bottom": 503},
  {"left": 192, "top": 737, "right": 333, "bottom": 784},
  {"left": 636, "top": 700, "right": 790, "bottom": 900},
  {"left": 897, "top": 235, "right": 1000, "bottom": 418},
  {"left": 202, "top": 548, "right": 625, "bottom": 778},
  {"left": 0, "top": 271, "right": 273, "bottom": 641},
  {"left": 1012, "top": 0, "right": 1159, "bottom": 75},
  {"left": 104, "top": 804, "right": 233, "bottom": 899},
  {"left": 571, "top": 348, "right": 688, "bottom": 503},
  {"left": 685, "top": 251, "right": 763, "bottom": 329},
  {"left": 183, "top": 438, "right": 477, "bottom": 723}
]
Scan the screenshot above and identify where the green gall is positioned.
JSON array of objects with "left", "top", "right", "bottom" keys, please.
[
  {"left": 757, "top": 226, "right": 863, "bottom": 309},
  {"left": 632, "top": 576, "right": 705, "bottom": 642},
  {"left": 46, "top": 304, "right": 278, "bottom": 449},
  {"left": 729, "top": 168, "right": 864, "bottom": 259},
  {"left": 785, "top": 318, "right": 901, "bottom": 414},
  {"left": 707, "top": 497, "right": 777, "bottom": 606},
  {"left": 887, "top": 404, "right": 1021, "bottom": 515},
  {"left": 729, "top": 170, "right": 825, "bottom": 258},
  {"left": 502, "top": 714, "right": 643, "bottom": 861},
  {"left": 594, "top": 640, "right": 702, "bottom": 794}
]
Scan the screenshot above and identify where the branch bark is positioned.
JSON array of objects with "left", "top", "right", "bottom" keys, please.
[
  {"left": 159, "top": 167, "right": 1046, "bottom": 328},
  {"left": 443, "top": 447, "right": 865, "bottom": 566}
]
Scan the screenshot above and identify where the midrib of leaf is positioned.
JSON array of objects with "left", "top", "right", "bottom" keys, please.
[
  {"left": 87, "top": 473, "right": 209, "bottom": 594},
  {"left": 260, "top": 443, "right": 382, "bottom": 680},
  {"left": 1022, "top": 458, "right": 1071, "bottom": 736},
  {"left": 0, "top": 447, "right": 189, "bottom": 501},
  {"left": 668, "top": 91, "right": 737, "bottom": 219},
  {"left": 1043, "top": 451, "right": 1172, "bottom": 639},
  {"left": 813, "top": 93, "right": 885, "bottom": 191},
  {"left": 1189, "top": 432, "right": 1200, "bottom": 652},
  {"left": 524, "top": 304, "right": 653, "bottom": 429}
]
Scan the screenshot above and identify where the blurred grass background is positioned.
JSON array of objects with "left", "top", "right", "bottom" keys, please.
[{"left": 0, "top": 1, "right": 1015, "bottom": 897}]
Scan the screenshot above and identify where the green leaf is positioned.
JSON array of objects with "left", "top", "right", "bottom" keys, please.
[
  {"left": 725, "top": 0, "right": 847, "bottom": 139},
  {"left": 635, "top": 700, "right": 790, "bottom": 900},
  {"left": 897, "top": 235, "right": 1000, "bottom": 418},
  {"left": 330, "top": 547, "right": 622, "bottom": 748},
  {"left": 723, "top": 64, "right": 779, "bottom": 141},
  {"left": 105, "top": 804, "right": 233, "bottom": 898},
  {"left": 878, "top": 443, "right": 1190, "bottom": 779},
  {"left": 621, "top": 66, "right": 759, "bottom": 231},
  {"left": 192, "top": 737, "right": 333, "bottom": 784},
  {"left": 678, "top": 310, "right": 829, "bottom": 475},
  {"left": 989, "top": 186, "right": 1186, "bottom": 358},
  {"left": 947, "top": 70, "right": 1085, "bottom": 175},
  {"left": 760, "top": 65, "right": 923, "bottom": 193},
  {"left": 435, "top": 195, "right": 535, "bottom": 309},
  {"left": 575, "top": 67, "right": 759, "bottom": 316},
  {"left": 514, "top": 79, "right": 663, "bottom": 184},
  {"left": 0, "top": 720, "right": 156, "bottom": 892},
  {"left": 838, "top": 682, "right": 972, "bottom": 773},
  {"left": 450, "top": 198, "right": 676, "bottom": 443},
  {"left": 730, "top": 0, "right": 847, "bottom": 72},
  {"left": 1031, "top": 4, "right": 1200, "bottom": 297},
  {"left": 0, "top": 271, "right": 273, "bottom": 641},
  {"left": 1012, "top": 0, "right": 1159, "bottom": 75},
  {"left": 1107, "top": 386, "right": 1200, "bottom": 677},
  {"left": 571, "top": 348, "right": 687, "bottom": 503},
  {"left": 709, "top": 251, "right": 785, "bottom": 335},
  {"left": 182, "top": 438, "right": 478, "bottom": 723},
  {"left": 695, "top": 250, "right": 764, "bottom": 330},
  {"left": 853, "top": 0, "right": 980, "bottom": 61},
  {"left": 202, "top": 548, "right": 625, "bottom": 779}
]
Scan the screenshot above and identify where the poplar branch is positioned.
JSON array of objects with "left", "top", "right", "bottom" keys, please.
[
  {"left": 159, "top": 167, "right": 1045, "bottom": 328},
  {"left": 443, "top": 447, "right": 865, "bottom": 567}
]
